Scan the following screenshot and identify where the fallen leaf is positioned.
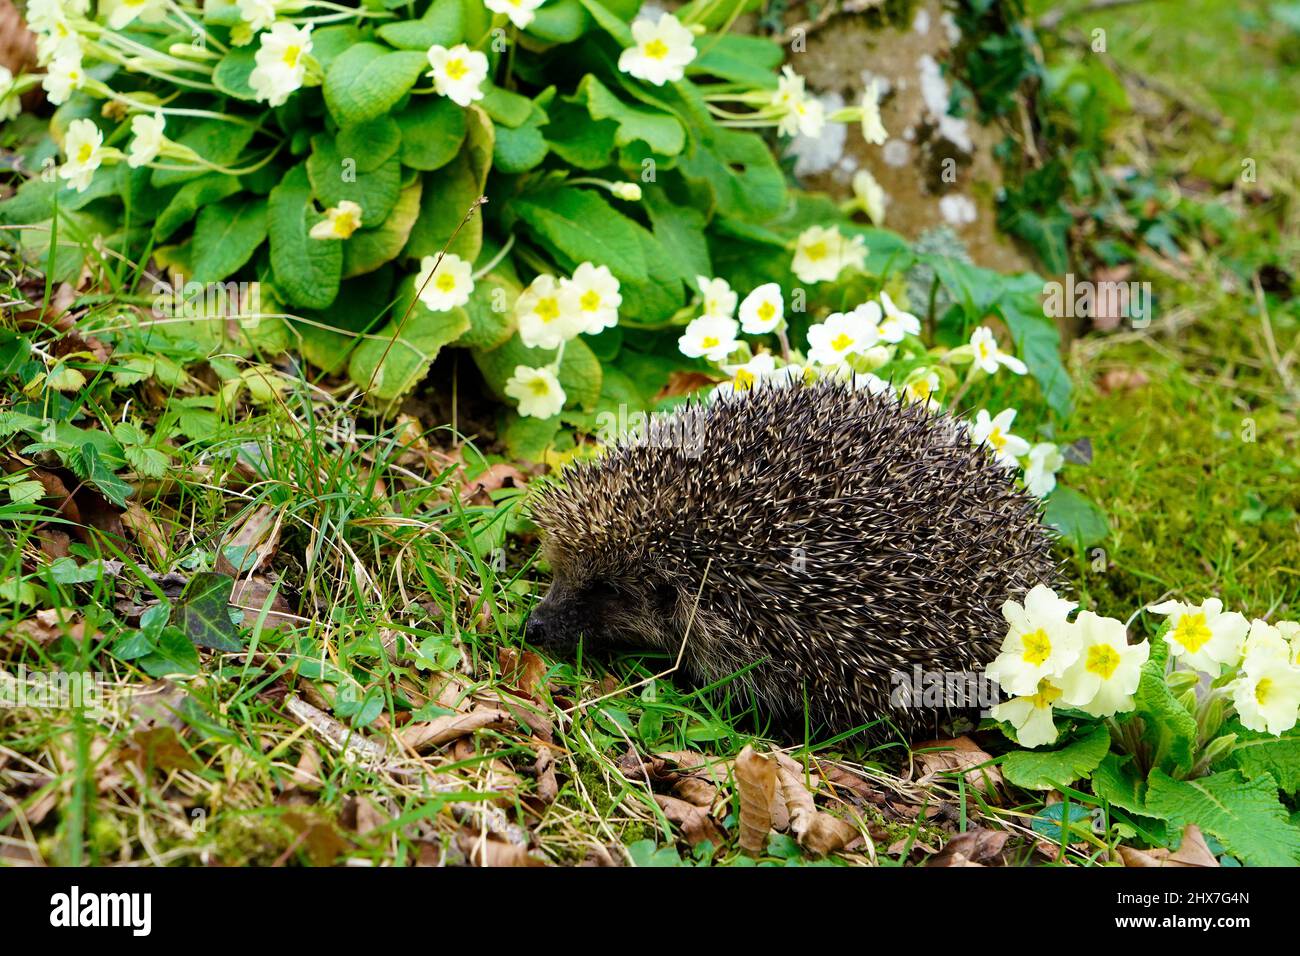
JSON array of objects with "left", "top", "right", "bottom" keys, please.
[
  {"left": 455, "top": 829, "right": 546, "bottom": 867},
  {"left": 125, "top": 726, "right": 200, "bottom": 774},
  {"left": 11, "top": 608, "right": 85, "bottom": 646},
  {"left": 282, "top": 812, "right": 349, "bottom": 866},
  {"left": 216, "top": 504, "right": 282, "bottom": 576},
  {"left": 121, "top": 502, "right": 168, "bottom": 564},
  {"left": 911, "top": 736, "right": 1004, "bottom": 798},
  {"left": 775, "top": 757, "right": 857, "bottom": 857},
  {"left": 929, "top": 828, "right": 1011, "bottom": 867},
  {"left": 654, "top": 794, "right": 725, "bottom": 847},
  {"left": 672, "top": 776, "right": 717, "bottom": 808},
  {"left": 498, "top": 647, "right": 548, "bottom": 700},
  {"left": 734, "top": 745, "right": 778, "bottom": 856},
  {"left": 1097, "top": 367, "right": 1149, "bottom": 395},
  {"left": 230, "top": 575, "right": 298, "bottom": 631},
  {"left": 1116, "top": 825, "right": 1219, "bottom": 868},
  {"left": 534, "top": 746, "right": 558, "bottom": 804},
  {"left": 655, "top": 370, "right": 721, "bottom": 401},
  {"left": 399, "top": 706, "right": 510, "bottom": 751}
]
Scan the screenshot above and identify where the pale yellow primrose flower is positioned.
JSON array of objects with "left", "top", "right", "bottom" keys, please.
[
  {"left": 1023, "top": 442, "right": 1064, "bottom": 498},
  {"left": 696, "top": 276, "right": 738, "bottom": 319},
  {"left": 308, "top": 200, "right": 363, "bottom": 241},
  {"left": 876, "top": 291, "right": 919, "bottom": 343},
  {"left": 426, "top": 43, "right": 488, "bottom": 106},
  {"left": 237, "top": 0, "right": 277, "bottom": 32},
  {"left": 505, "top": 365, "right": 566, "bottom": 419},
  {"left": 990, "top": 678, "right": 1064, "bottom": 748},
  {"left": 618, "top": 13, "right": 697, "bottom": 87},
  {"left": 806, "top": 309, "right": 879, "bottom": 368},
  {"left": 562, "top": 262, "right": 621, "bottom": 335},
  {"left": 414, "top": 253, "right": 474, "bottom": 310},
  {"left": 485, "top": 0, "right": 546, "bottom": 30},
  {"left": 250, "top": 22, "right": 313, "bottom": 107},
  {"left": 0, "top": 67, "right": 21, "bottom": 123},
  {"left": 1149, "top": 597, "right": 1249, "bottom": 676},
  {"left": 970, "top": 326, "right": 1028, "bottom": 375},
  {"left": 984, "top": 584, "right": 1080, "bottom": 697},
  {"left": 1058, "top": 611, "right": 1149, "bottom": 718},
  {"left": 42, "top": 52, "right": 84, "bottom": 106},
  {"left": 738, "top": 282, "right": 784, "bottom": 335},
  {"left": 970, "top": 408, "right": 1030, "bottom": 469},
  {"left": 103, "top": 0, "right": 166, "bottom": 31},
  {"left": 126, "top": 113, "right": 166, "bottom": 168},
  {"left": 1232, "top": 619, "right": 1300, "bottom": 735},
  {"left": 713, "top": 352, "right": 777, "bottom": 400},
  {"left": 791, "top": 225, "right": 867, "bottom": 284},
  {"left": 850, "top": 168, "right": 886, "bottom": 224},
  {"left": 59, "top": 118, "right": 106, "bottom": 193},
  {"left": 678, "top": 313, "right": 739, "bottom": 362},
  {"left": 516, "top": 274, "right": 583, "bottom": 350}
]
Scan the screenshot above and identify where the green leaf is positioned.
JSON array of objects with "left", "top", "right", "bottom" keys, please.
[
  {"left": 403, "top": 132, "right": 491, "bottom": 263},
  {"left": 689, "top": 34, "right": 782, "bottom": 89},
  {"left": 295, "top": 267, "right": 395, "bottom": 373},
  {"left": 152, "top": 119, "right": 255, "bottom": 188},
  {"left": 173, "top": 571, "right": 243, "bottom": 652},
  {"left": 644, "top": 186, "right": 711, "bottom": 283},
  {"left": 575, "top": 74, "right": 685, "bottom": 156},
  {"left": 343, "top": 178, "right": 424, "bottom": 278},
  {"left": 377, "top": 0, "right": 464, "bottom": 49},
  {"left": 323, "top": 43, "right": 429, "bottom": 126},
  {"left": 1043, "top": 486, "right": 1109, "bottom": 548},
  {"left": 307, "top": 133, "right": 402, "bottom": 223},
  {"left": 481, "top": 86, "right": 536, "bottom": 128},
  {"left": 678, "top": 126, "right": 786, "bottom": 222},
  {"left": 153, "top": 175, "right": 242, "bottom": 242},
  {"left": 512, "top": 186, "right": 647, "bottom": 283},
  {"left": 1090, "top": 752, "right": 1150, "bottom": 816},
  {"left": 190, "top": 196, "right": 268, "bottom": 283},
  {"left": 347, "top": 275, "right": 471, "bottom": 400},
  {"left": 125, "top": 445, "right": 170, "bottom": 479},
  {"left": 1144, "top": 769, "right": 1300, "bottom": 866},
  {"left": 78, "top": 444, "right": 132, "bottom": 508},
  {"left": 138, "top": 628, "right": 202, "bottom": 677},
  {"left": 997, "top": 272, "right": 1073, "bottom": 417},
  {"left": 213, "top": 46, "right": 258, "bottom": 100},
  {"left": 500, "top": 411, "right": 562, "bottom": 462},
  {"left": 336, "top": 116, "right": 402, "bottom": 172},
  {"left": 526, "top": 0, "right": 589, "bottom": 42},
  {"left": 544, "top": 101, "right": 619, "bottom": 170},
  {"left": 494, "top": 119, "right": 550, "bottom": 173},
  {"left": 268, "top": 164, "right": 342, "bottom": 310},
  {"left": 1129, "top": 654, "right": 1197, "bottom": 776},
  {"left": 575, "top": 0, "right": 633, "bottom": 43},
  {"left": 1001, "top": 723, "right": 1110, "bottom": 790},
  {"left": 1221, "top": 720, "right": 1300, "bottom": 794},
  {"left": 395, "top": 95, "right": 467, "bottom": 171},
  {"left": 459, "top": 265, "right": 519, "bottom": 351},
  {"left": 472, "top": 334, "right": 602, "bottom": 411}
]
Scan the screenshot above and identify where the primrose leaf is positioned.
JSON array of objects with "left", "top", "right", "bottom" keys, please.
[
  {"left": 1001, "top": 722, "right": 1110, "bottom": 790},
  {"left": 323, "top": 43, "right": 428, "bottom": 126},
  {"left": 1144, "top": 769, "right": 1300, "bottom": 867},
  {"left": 268, "top": 164, "right": 342, "bottom": 310}
]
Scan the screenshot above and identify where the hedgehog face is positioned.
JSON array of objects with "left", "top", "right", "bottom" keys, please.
[{"left": 527, "top": 561, "right": 675, "bottom": 656}]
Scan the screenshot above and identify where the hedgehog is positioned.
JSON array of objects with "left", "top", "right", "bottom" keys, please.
[{"left": 526, "top": 379, "right": 1060, "bottom": 739}]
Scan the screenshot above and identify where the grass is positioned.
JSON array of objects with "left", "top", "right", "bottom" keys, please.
[{"left": 1, "top": 0, "right": 1297, "bottom": 866}]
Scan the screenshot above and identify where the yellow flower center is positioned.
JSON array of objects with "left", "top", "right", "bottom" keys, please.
[
  {"left": 1085, "top": 643, "right": 1121, "bottom": 680},
  {"left": 76, "top": 142, "right": 94, "bottom": 163},
  {"left": 580, "top": 289, "right": 601, "bottom": 311},
  {"left": 1174, "top": 612, "right": 1213, "bottom": 653},
  {"left": 332, "top": 212, "right": 359, "bottom": 237},
  {"left": 435, "top": 272, "right": 456, "bottom": 293},
  {"left": 733, "top": 368, "right": 755, "bottom": 391},
  {"left": 757, "top": 301, "right": 775, "bottom": 323},
  {"left": 644, "top": 39, "right": 669, "bottom": 60},
  {"left": 282, "top": 44, "right": 302, "bottom": 68},
  {"left": 830, "top": 332, "right": 853, "bottom": 352},
  {"left": 700, "top": 335, "right": 719, "bottom": 349},
  {"left": 1021, "top": 628, "right": 1052, "bottom": 667},
  {"left": 988, "top": 427, "right": 1007, "bottom": 450},
  {"left": 1029, "top": 680, "right": 1062, "bottom": 709},
  {"left": 528, "top": 378, "right": 550, "bottom": 396},
  {"left": 978, "top": 342, "right": 990, "bottom": 359},
  {"left": 445, "top": 57, "right": 468, "bottom": 80},
  {"left": 1256, "top": 677, "right": 1274, "bottom": 706},
  {"left": 535, "top": 297, "right": 560, "bottom": 323},
  {"left": 803, "top": 241, "right": 827, "bottom": 261}
]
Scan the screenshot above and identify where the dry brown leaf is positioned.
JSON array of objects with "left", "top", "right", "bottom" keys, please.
[
  {"left": 1097, "top": 367, "right": 1150, "bottom": 395},
  {"left": 655, "top": 370, "right": 721, "bottom": 400},
  {"left": 1116, "top": 825, "right": 1219, "bottom": 868},
  {"left": 929, "top": 828, "right": 1011, "bottom": 867},
  {"left": 292, "top": 743, "right": 323, "bottom": 790},
  {"left": 231, "top": 576, "right": 298, "bottom": 631},
  {"left": 455, "top": 830, "right": 547, "bottom": 867},
  {"left": 534, "top": 746, "right": 558, "bottom": 804},
  {"left": 775, "top": 759, "right": 857, "bottom": 857},
  {"left": 463, "top": 462, "right": 527, "bottom": 503},
  {"left": 282, "top": 812, "right": 349, "bottom": 866},
  {"left": 352, "top": 796, "right": 390, "bottom": 837},
  {"left": 121, "top": 502, "right": 168, "bottom": 564},
  {"left": 734, "top": 745, "right": 778, "bottom": 856},
  {"left": 672, "top": 776, "right": 717, "bottom": 808},
  {"left": 498, "top": 647, "right": 548, "bottom": 700},
  {"left": 216, "top": 504, "right": 282, "bottom": 576},
  {"left": 399, "top": 706, "right": 510, "bottom": 751},
  {"left": 11, "top": 608, "right": 85, "bottom": 646},
  {"left": 911, "top": 736, "right": 1003, "bottom": 797},
  {"left": 654, "top": 794, "right": 725, "bottom": 847}
]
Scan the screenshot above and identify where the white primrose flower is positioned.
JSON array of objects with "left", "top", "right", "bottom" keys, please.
[
  {"left": 851, "top": 168, "right": 886, "bottom": 224},
  {"left": 1279, "top": 621, "right": 1300, "bottom": 667},
  {"left": 563, "top": 262, "right": 621, "bottom": 334},
  {"left": 310, "top": 200, "right": 364, "bottom": 241},
  {"left": 505, "top": 365, "right": 566, "bottom": 419},
  {"left": 713, "top": 352, "right": 777, "bottom": 400},
  {"left": 738, "top": 282, "right": 784, "bottom": 335},
  {"left": 618, "top": 13, "right": 697, "bottom": 87},
  {"left": 697, "top": 276, "right": 738, "bottom": 319},
  {"left": 1148, "top": 597, "right": 1249, "bottom": 677},
  {"left": 250, "top": 22, "right": 313, "bottom": 107},
  {"left": 1058, "top": 611, "right": 1149, "bottom": 718},
  {"left": 983, "top": 584, "right": 1080, "bottom": 698},
  {"left": 59, "top": 118, "right": 106, "bottom": 193},
  {"left": 516, "top": 274, "right": 583, "bottom": 349},
  {"left": 678, "top": 313, "right": 739, "bottom": 362},
  {"left": 426, "top": 43, "right": 488, "bottom": 106},
  {"left": 485, "top": 0, "right": 546, "bottom": 29},
  {"left": 772, "top": 69, "right": 824, "bottom": 138},
  {"left": 102, "top": 0, "right": 166, "bottom": 31},
  {"left": 0, "top": 67, "right": 20, "bottom": 123},
  {"left": 415, "top": 253, "right": 474, "bottom": 310},
  {"left": 970, "top": 326, "right": 1027, "bottom": 375},
  {"left": 42, "top": 52, "right": 85, "bottom": 106},
  {"left": 970, "top": 408, "right": 1030, "bottom": 469},
  {"left": 28, "top": 0, "right": 82, "bottom": 65},
  {"left": 791, "top": 225, "right": 867, "bottom": 284},
  {"left": 860, "top": 79, "right": 887, "bottom": 145},
  {"left": 237, "top": 0, "right": 278, "bottom": 32},
  {"left": 1023, "top": 442, "right": 1064, "bottom": 498},
  {"left": 126, "top": 112, "right": 165, "bottom": 168},
  {"left": 990, "top": 678, "right": 1064, "bottom": 749},
  {"left": 901, "top": 368, "right": 940, "bottom": 410},
  {"left": 876, "top": 291, "right": 920, "bottom": 343},
  {"left": 806, "top": 309, "right": 879, "bottom": 367},
  {"left": 851, "top": 372, "right": 896, "bottom": 397},
  {"left": 1232, "top": 620, "right": 1300, "bottom": 735}
]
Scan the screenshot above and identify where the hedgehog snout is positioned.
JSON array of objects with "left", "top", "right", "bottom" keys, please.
[{"left": 527, "top": 583, "right": 588, "bottom": 654}]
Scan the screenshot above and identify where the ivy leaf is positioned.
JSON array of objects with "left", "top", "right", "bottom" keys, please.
[
  {"left": 190, "top": 196, "right": 268, "bottom": 283},
  {"left": 323, "top": 43, "right": 428, "bottom": 126},
  {"left": 1144, "top": 769, "right": 1300, "bottom": 867},
  {"left": 138, "top": 628, "right": 202, "bottom": 677},
  {"left": 268, "top": 164, "right": 342, "bottom": 310},
  {"left": 1001, "top": 723, "right": 1110, "bottom": 790},
  {"left": 173, "top": 571, "right": 243, "bottom": 652}
]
